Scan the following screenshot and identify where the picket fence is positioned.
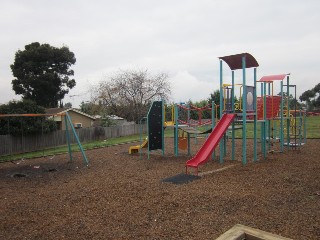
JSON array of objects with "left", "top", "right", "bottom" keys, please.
[{"left": 0, "top": 124, "right": 147, "bottom": 156}]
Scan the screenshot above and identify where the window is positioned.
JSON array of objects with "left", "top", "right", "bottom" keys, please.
[{"left": 74, "top": 123, "right": 82, "bottom": 129}]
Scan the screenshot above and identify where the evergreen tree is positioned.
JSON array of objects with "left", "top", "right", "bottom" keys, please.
[{"left": 11, "top": 42, "right": 76, "bottom": 108}]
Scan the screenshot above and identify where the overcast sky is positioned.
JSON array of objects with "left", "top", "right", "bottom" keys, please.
[{"left": 1, "top": 0, "right": 319, "bottom": 107}]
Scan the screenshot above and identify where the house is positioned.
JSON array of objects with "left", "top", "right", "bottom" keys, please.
[{"left": 45, "top": 108, "right": 96, "bottom": 130}]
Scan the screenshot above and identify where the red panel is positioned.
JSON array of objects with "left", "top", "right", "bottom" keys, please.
[
  {"left": 257, "top": 96, "right": 282, "bottom": 120},
  {"left": 258, "top": 74, "right": 287, "bottom": 82}
]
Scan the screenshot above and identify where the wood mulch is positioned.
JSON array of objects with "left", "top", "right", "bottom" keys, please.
[{"left": 0, "top": 138, "right": 319, "bottom": 239}]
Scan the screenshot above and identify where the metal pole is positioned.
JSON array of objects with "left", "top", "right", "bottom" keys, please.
[
  {"left": 147, "top": 108, "right": 150, "bottom": 160},
  {"left": 174, "top": 104, "right": 179, "bottom": 156},
  {"left": 299, "top": 106, "right": 302, "bottom": 147},
  {"left": 253, "top": 68, "right": 257, "bottom": 161},
  {"left": 139, "top": 118, "right": 142, "bottom": 159},
  {"left": 267, "top": 82, "right": 271, "bottom": 151},
  {"left": 64, "top": 115, "right": 73, "bottom": 162},
  {"left": 219, "top": 60, "right": 224, "bottom": 163},
  {"left": 231, "top": 71, "right": 235, "bottom": 161},
  {"left": 212, "top": 101, "right": 216, "bottom": 160},
  {"left": 303, "top": 110, "right": 307, "bottom": 144},
  {"left": 263, "top": 82, "right": 267, "bottom": 158},
  {"left": 280, "top": 80, "right": 284, "bottom": 152},
  {"left": 242, "top": 56, "right": 247, "bottom": 165},
  {"left": 286, "top": 76, "right": 290, "bottom": 149},
  {"left": 294, "top": 85, "right": 297, "bottom": 149},
  {"left": 162, "top": 100, "right": 165, "bottom": 156},
  {"left": 65, "top": 112, "right": 89, "bottom": 165}
]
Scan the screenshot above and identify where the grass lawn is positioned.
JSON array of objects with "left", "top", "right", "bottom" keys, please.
[
  {"left": 306, "top": 116, "right": 320, "bottom": 138},
  {"left": 0, "top": 134, "right": 142, "bottom": 162},
  {"left": 1, "top": 116, "right": 319, "bottom": 162}
]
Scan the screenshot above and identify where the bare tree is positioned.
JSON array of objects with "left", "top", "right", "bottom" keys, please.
[{"left": 93, "top": 69, "right": 171, "bottom": 122}]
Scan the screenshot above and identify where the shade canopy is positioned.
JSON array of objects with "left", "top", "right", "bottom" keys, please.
[
  {"left": 258, "top": 74, "right": 288, "bottom": 82},
  {"left": 219, "top": 53, "right": 259, "bottom": 70}
]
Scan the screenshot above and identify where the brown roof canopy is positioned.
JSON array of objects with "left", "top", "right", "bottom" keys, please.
[{"left": 219, "top": 53, "right": 259, "bottom": 70}]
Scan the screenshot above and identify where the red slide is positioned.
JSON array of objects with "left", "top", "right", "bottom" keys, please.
[{"left": 185, "top": 113, "right": 236, "bottom": 175}]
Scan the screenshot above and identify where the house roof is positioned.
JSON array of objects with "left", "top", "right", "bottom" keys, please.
[
  {"left": 45, "top": 108, "right": 96, "bottom": 120},
  {"left": 108, "top": 115, "right": 124, "bottom": 120},
  {"left": 46, "top": 108, "right": 68, "bottom": 115},
  {"left": 94, "top": 114, "right": 124, "bottom": 120}
]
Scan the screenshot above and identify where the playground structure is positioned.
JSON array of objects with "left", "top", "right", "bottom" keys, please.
[
  {"left": 185, "top": 53, "right": 306, "bottom": 174},
  {"left": 129, "top": 100, "right": 217, "bottom": 159},
  {"left": 129, "top": 52, "right": 306, "bottom": 175},
  {"left": 0, "top": 112, "right": 89, "bottom": 165},
  {"left": 257, "top": 74, "right": 306, "bottom": 151}
]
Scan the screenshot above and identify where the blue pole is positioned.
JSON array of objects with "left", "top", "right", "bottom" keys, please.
[
  {"left": 299, "top": 108, "right": 302, "bottom": 146},
  {"left": 219, "top": 60, "right": 224, "bottom": 163},
  {"left": 242, "top": 56, "right": 247, "bottom": 165},
  {"left": 231, "top": 71, "right": 235, "bottom": 161},
  {"left": 139, "top": 118, "right": 143, "bottom": 160},
  {"left": 65, "top": 112, "right": 89, "bottom": 166},
  {"left": 280, "top": 80, "right": 284, "bottom": 152},
  {"left": 286, "top": 76, "right": 290, "bottom": 149},
  {"left": 64, "top": 115, "right": 73, "bottom": 162},
  {"left": 253, "top": 67, "right": 257, "bottom": 161},
  {"left": 260, "top": 82, "right": 264, "bottom": 156},
  {"left": 174, "top": 104, "right": 179, "bottom": 156},
  {"left": 212, "top": 101, "right": 216, "bottom": 160},
  {"left": 267, "top": 82, "right": 271, "bottom": 151},
  {"left": 263, "top": 82, "right": 267, "bottom": 158},
  {"left": 303, "top": 110, "right": 307, "bottom": 144},
  {"left": 147, "top": 108, "right": 150, "bottom": 160},
  {"left": 161, "top": 100, "right": 165, "bottom": 156}
]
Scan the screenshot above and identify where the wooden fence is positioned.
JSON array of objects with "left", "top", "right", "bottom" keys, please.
[{"left": 0, "top": 124, "right": 147, "bottom": 156}]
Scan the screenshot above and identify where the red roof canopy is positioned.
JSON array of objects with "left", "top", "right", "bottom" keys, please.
[
  {"left": 219, "top": 53, "right": 259, "bottom": 70},
  {"left": 258, "top": 74, "right": 288, "bottom": 82}
]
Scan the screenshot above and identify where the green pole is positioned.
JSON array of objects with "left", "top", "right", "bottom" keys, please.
[
  {"left": 139, "top": 118, "right": 143, "bottom": 160},
  {"left": 267, "top": 82, "right": 271, "bottom": 151},
  {"left": 260, "top": 82, "right": 264, "bottom": 156},
  {"left": 219, "top": 60, "right": 224, "bottom": 163},
  {"left": 253, "top": 68, "right": 257, "bottom": 161},
  {"left": 147, "top": 108, "right": 150, "bottom": 160},
  {"left": 286, "top": 76, "right": 290, "bottom": 149},
  {"left": 64, "top": 115, "right": 73, "bottom": 162},
  {"left": 280, "top": 80, "right": 284, "bottom": 152},
  {"left": 303, "top": 110, "right": 307, "bottom": 144},
  {"left": 174, "top": 104, "right": 179, "bottom": 156},
  {"left": 299, "top": 108, "right": 302, "bottom": 147},
  {"left": 241, "top": 56, "right": 247, "bottom": 165},
  {"left": 65, "top": 112, "right": 89, "bottom": 166},
  {"left": 212, "top": 101, "right": 216, "bottom": 160},
  {"left": 263, "top": 82, "right": 267, "bottom": 158},
  {"left": 161, "top": 100, "right": 165, "bottom": 156},
  {"left": 231, "top": 71, "right": 235, "bottom": 161}
]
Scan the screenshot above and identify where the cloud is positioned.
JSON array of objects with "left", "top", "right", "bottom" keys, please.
[
  {"left": 170, "top": 71, "right": 213, "bottom": 103},
  {"left": 1, "top": 0, "right": 320, "bottom": 107}
]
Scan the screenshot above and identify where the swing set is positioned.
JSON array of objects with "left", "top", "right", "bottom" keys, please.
[{"left": 0, "top": 112, "right": 89, "bottom": 165}]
